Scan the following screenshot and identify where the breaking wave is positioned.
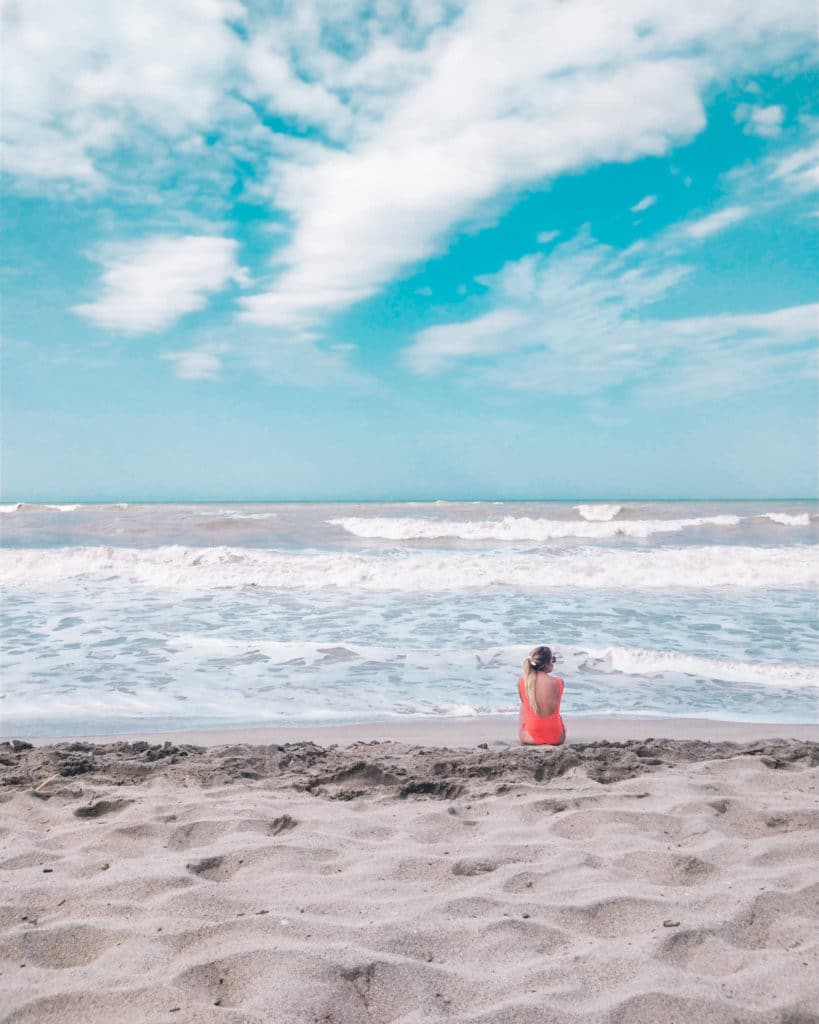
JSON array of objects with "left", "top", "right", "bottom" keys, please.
[
  {"left": 170, "top": 636, "right": 819, "bottom": 689},
  {"left": 761, "top": 512, "right": 811, "bottom": 526},
  {"left": 578, "top": 646, "right": 819, "bottom": 688},
  {"left": 329, "top": 514, "right": 742, "bottom": 541},
  {"left": 2, "top": 543, "right": 815, "bottom": 590},
  {"left": 574, "top": 504, "right": 622, "bottom": 521}
]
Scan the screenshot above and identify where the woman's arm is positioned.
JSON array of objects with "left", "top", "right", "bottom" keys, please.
[{"left": 518, "top": 693, "right": 535, "bottom": 743}]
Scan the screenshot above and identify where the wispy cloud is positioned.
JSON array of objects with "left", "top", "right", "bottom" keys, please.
[
  {"left": 161, "top": 348, "right": 225, "bottom": 381},
  {"left": 734, "top": 103, "right": 784, "bottom": 139},
  {"left": 242, "top": 334, "right": 379, "bottom": 392},
  {"left": 771, "top": 138, "right": 819, "bottom": 194},
  {"left": 406, "top": 228, "right": 690, "bottom": 384},
  {"left": 73, "top": 236, "right": 246, "bottom": 333},
  {"left": 403, "top": 226, "right": 816, "bottom": 402},
  {"left": 683, "top": 205, "right": 752, "bottom": 240},
  {"left": 631, "top": 194, "right": 657, "bottom": 213},
  {"left": 661, "top": 304, "right": 818, "bottom": 346}
]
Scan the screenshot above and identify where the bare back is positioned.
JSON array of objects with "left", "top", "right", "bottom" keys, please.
[{"left": 533, "top": 671, "right": 561, "bottom": 717}]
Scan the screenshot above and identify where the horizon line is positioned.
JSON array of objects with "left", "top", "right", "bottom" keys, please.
[{"left": 2, "top": 496, "right": 816, "bottom": 505}]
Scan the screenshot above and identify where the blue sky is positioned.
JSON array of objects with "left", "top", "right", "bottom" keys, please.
[{"left": 2, "top": 0, "right": 817, "bottom": 501}]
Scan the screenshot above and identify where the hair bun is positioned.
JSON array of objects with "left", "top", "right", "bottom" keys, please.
[{"left": 527, "top": 645, "right": 553, "bottom": 669}]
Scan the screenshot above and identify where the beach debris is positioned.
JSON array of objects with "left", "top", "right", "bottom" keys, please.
[
  {"left": 33, "top": 774, "right": 62, "bottom": 792},
  {"left": 663, "top": 919, "right": 681, "bottom": 927}
]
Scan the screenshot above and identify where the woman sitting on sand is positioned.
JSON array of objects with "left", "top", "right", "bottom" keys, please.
[{"left": 518, "top": 645, "right": 566, "bottom": 745}]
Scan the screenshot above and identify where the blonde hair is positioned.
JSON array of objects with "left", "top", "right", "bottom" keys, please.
[{"left": 522, "top": 645, "right": 554, "bottom": 716}]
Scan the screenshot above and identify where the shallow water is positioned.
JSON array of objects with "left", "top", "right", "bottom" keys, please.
[{"left": 1, "top": 500, "right": 817, "bottom": 735}]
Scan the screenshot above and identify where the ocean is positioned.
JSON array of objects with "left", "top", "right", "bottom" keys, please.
[{"left": 0, "top": 500, "right": 816, "bottom": 737}]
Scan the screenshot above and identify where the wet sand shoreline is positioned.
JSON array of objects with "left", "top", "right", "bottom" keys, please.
[{"left": 13, "top": 713, "right": 819, "bottom": 748}]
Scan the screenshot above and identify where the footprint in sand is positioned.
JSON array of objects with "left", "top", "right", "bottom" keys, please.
[
  {"left": 236, "top": 815, "right": 298, "bottom": 836},
  {"left": 167, "top": 820, "right": 231, "bottom": 850},
  {"left": 186, "top": 855, "right": 231, "bottom": 881},
  {"left": 451, "top": 858, "right": 498, "bottom": 877},
  {"left": 73, "top": 798, "right": 133, "bottom": 818},
  {"left": 0, "top": 923, "right": 113, "bottom": 968}
]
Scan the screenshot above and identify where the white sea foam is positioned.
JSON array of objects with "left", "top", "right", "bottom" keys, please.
[
  {"left": 3, "top": 614, "right": 816, "bottom": 730},
  {"left": 329, "top": 514, "right": 742, "bottom": 541},
  {"left": 170, "top": 636, "right": 819, "bottom": 689},
  {"left": 575, "top": 504, "right": 622, "bottom": 521},
  {"left": 0, "top": 503, "right": 22, "bottom": 514},
  {"left": 196, "top": 509, "right": 279, "bottom": 520},
  {"left": 579, "top": 646, "right": 819, "bottom": 688},
  {"left": 761, "top": 512, "right": 811, "bottom": 526},
  {"left": 1, "top": 543, "right": 815, "bottom": 590},
  {"left": 44, "top": 504, "right": 81, "bottom": 512}
]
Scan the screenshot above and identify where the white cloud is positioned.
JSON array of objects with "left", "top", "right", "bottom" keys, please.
[
  {"left": 771, "top": 138, "right": 819, "bottom": 193},
  {"left": 631, "top": 194, "right": 657, "bottom": 213},
  {"left": 4, "top": 0, "right": 817, "bottom": 347},
  {"left": 734, "top": 103, "right": 784, "bottom": 138},
  {"left": 662, "top": 304, "right": 818, "bottom": 347},
  {"left": 160, "top": 330, "right": 378, "bottom": 388},
  {"left": 536, "top": 229, "right": 560, "bottom": 244},
  {"left": 161, "top": 349, "right": 225, "bottom": 381},
  {"left": 690, "top": 132, "right": 819, "bottom": 235},
  {"left": 403, "top": 227, "right": 816, "bottom": 401},
  {"left": 243, "top": 30, "right": 351, "bottom": 138},
  {"left": 237, "top": 0, "right": 814, "bottom": 331},
  {"left": 684, "top": 205, "right": 752, "bottom": 239},
  {"left": 1, "top": 0, "right": 245, "bottom": 189},
  {"left": 240, "top": 55, "right": 709, "bottom": 329},
  {"left": 73, "top": 236, "right": 245, "bottom": 333},
  {"left": 406, "top": 228, "right": 690, "bottom": 383},
  {"left": 409, "top": 308, "right": 531, "bottom": 374}
]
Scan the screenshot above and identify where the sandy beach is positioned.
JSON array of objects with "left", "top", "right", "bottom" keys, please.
[{"left": 2, "top": 722, "right": 818, "bottom": 1023}]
